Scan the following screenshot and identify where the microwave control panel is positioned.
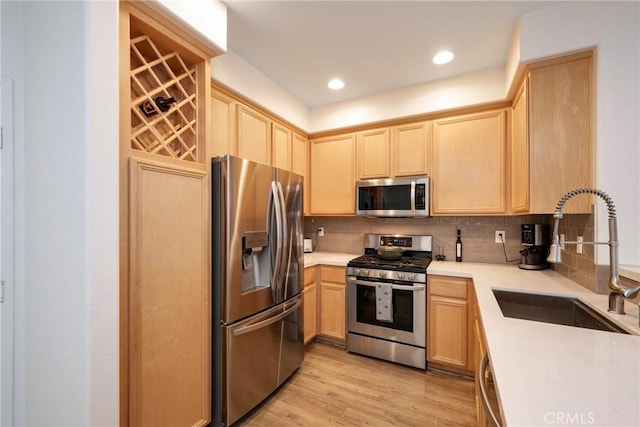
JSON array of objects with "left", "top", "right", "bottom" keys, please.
[{"left": 415, "top": 184, "right": 426, "bottom": 210}]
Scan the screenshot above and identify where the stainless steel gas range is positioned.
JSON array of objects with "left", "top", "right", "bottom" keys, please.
[{"left": 346, "top": 234, "right": 432, "bottom": 369}]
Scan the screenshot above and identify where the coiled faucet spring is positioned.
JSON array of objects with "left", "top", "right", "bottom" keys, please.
[{"left": 554, "top": 188, "right": 617, "bottom": 219}]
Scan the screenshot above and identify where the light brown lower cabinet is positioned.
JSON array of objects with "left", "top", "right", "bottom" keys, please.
[
  {"left": 303, "top": 267, "right": 318, "bottom": 345},
  {"left": 318, "top": 266, "right": 347, "bottom": 343},
  {"left": 427, "top": 275, "right": 475, "bottom": 374}
]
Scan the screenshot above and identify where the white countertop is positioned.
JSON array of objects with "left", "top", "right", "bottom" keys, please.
[
  {"left": 430, "top": 260, "right": 640, "bottom": 427},
  {"left": 303, "top": 251, "right": 360, "bottom": 268},
  {"left": 620, "top": 265, "right": 640, "bottom": 282},
  {"left": 304, "top": 253, "right": 640, "bottom": 426}
]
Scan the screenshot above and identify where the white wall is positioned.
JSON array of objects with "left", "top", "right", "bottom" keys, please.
[
  {"left": 157, "top": 0, "right": 227, "bottom": 52},
  {"left": 1, "top": 1, "right": 119, "bottom": 425},
  {"left": 85, "top": 1, "right": 119, "bottom": 425},
  {"left": 310, "top": 67, "right": 505, "bottom": 133},
  {"left": 518, "top": 1, "right": 640, "bottom": 266},
  {"left": 2, "top": 2, "right": 28, "bottom": 423},
  {"left": 212, "top": 50, "right": 310, "bottom": 130}
]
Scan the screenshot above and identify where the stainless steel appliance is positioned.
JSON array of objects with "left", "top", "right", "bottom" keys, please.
[
  {"left": 303, "top": 238, "right": 313, "bottom": 253},
  {"left": 347, "top": 234, "right": 432, "bottom": 369},
  {"left": 356, "top": 176, "right": 430, "bottom": 217},
  {"left": 518, "top": 223, "right": 550, "bottom": 270},
  {"left": 211, "top": 155, "right": 304, "bottom": 426}
]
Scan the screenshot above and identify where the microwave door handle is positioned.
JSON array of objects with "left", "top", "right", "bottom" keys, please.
[{"left": 410, "top": 180, "right": 416, "bottom": 215}]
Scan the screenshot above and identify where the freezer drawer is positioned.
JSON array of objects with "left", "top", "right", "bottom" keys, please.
[
  {"left": 221, "top": 295, "right": 303, "bottom": 426},
  {"left": 278, "top": 297, "right": 304, "bottom": 384}
]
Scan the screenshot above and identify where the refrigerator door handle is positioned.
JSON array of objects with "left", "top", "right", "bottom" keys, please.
[
  {"left": 270, "top": 181, "right": 283, "bottom": 301},
  {"left": 276, "top": 181, "right": 288, "bottom": 300},
  {"left": 231, "top": 297, "right": 303, "bottom": 337}
]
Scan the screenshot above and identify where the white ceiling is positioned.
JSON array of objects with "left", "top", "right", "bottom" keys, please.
[{"left": 223, "top": 0, "right": 564, "bottom": 108}]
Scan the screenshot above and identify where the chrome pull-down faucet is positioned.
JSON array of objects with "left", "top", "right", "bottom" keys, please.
[{"left": 547, "top": 188, "right": 640, "bottom": 314}]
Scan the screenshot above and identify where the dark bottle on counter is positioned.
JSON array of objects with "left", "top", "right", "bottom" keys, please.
[{"left": 455, "top": 229, "right": 462, "bottom": 262}]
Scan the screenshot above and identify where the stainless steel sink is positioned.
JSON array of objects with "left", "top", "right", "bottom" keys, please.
[{"left": 492, "top": 290, "right": 629, "bottom": 334}]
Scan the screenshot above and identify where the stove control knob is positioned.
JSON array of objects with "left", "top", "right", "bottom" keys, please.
[
  {"left": 379, "top": 271, "right": 388, "bottom": 278},
  {"left": 398, "top": 273, "right": 405, "bottom": 280},
  {"left": 354, "top": 269, "right": 360, "bottom": 276},
  {"left": 362, "top": 270, "right": 369, "bottom": 277},
  {"left": 408, "top": 274, "right": 416, "bottom": 281}
]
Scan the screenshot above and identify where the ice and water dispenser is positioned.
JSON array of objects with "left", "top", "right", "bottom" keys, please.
[{"left": 241, "top": 231, "right": 271, "bottom": 292}]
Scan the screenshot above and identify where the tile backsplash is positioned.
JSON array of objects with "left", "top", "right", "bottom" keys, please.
[
  {"left": 304, "top": 211, "right": 611, "bottom": 295},
  {"left": 303, "top": 215, "right": 550, "bottom": 265}
]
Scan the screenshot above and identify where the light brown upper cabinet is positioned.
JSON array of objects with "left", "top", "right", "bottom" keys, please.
[
  {"left": 511, "top": 78, "right": 529, "bottom": 213},
  {"left": 236, "top": 104, "right": 272, "bottom": 165},
  {"left": 310, "top": 134, "right": 356, "bottom": 215},
  {"left": 272, "top": 121, "right": 292, "bottom": 171},
  {"left": 432, "top": 110, "right": 507, "bottom": 215},
  {"left": 392, "top": 121, "right": 431, "bottom": 177},
  {"left": 357, "top": 122, "right": 430, "bottom": 180},
  {"left": 291, "top": 132, "right": 311, "bottom": 215},
  {"left": 357, "top": 128, "right": 391, "bottom": 179},
  {"left": 210, "top": 88, "right": 235, "bottom": 157},
  {"left": 515, "top": 53, "right": 593, "bottom": 214}
]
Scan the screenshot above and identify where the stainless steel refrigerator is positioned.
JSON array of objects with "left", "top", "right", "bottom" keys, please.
[{"left": 211, "top": 155, "right": 304, "bottom": 426}]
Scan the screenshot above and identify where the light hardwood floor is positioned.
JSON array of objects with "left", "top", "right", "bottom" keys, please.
[{"left": 239, "top": 342, "right": 477, "bottom": 426}]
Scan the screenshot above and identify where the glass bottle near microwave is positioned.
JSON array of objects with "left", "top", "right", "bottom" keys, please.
[{"left": 356, "top": 176, "right": 430, "bottom": 217}]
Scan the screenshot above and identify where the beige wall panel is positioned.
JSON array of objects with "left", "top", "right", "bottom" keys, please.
[{"left": 129, "top": 158, "right": 209, "bottom": 427}]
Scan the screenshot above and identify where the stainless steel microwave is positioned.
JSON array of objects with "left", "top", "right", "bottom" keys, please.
[{"left": 356, "top": 176, "right": 430, "bottom": 217}]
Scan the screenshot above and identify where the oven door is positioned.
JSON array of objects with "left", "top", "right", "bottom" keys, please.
[{"left": 347, "top": 276, "right": 426, "bottom": 347}]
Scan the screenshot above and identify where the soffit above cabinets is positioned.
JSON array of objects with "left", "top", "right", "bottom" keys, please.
[{"left": 223, "top": 1, "right": 564, "bottom": 108}]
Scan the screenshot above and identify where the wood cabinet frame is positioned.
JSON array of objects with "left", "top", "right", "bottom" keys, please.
[{"left": 119, "top": 2, "right": 221, "bottom": 424}]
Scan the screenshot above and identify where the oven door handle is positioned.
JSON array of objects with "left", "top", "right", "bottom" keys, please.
[{"left": 347, "top": 276, "right": 425, "bottom": 292}]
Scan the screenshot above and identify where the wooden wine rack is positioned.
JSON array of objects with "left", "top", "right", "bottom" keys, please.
[{"left": 129, "top": 33, "right": 198, "bottom": 161}]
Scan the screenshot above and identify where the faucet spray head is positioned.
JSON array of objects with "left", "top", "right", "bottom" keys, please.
[
  {"left": 547, "top": 214, "right": 563, "bottom": 264},
  {"left": 547, "top": 239, "right": 562, "bottom": 263}
]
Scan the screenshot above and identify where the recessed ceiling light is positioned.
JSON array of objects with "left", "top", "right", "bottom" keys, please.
[
  {"left": 432, "top": 50, "right": 455, "bottom": 65},
  {"left": 328, "top": 79, "right": 345, "bottom": 90}
]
